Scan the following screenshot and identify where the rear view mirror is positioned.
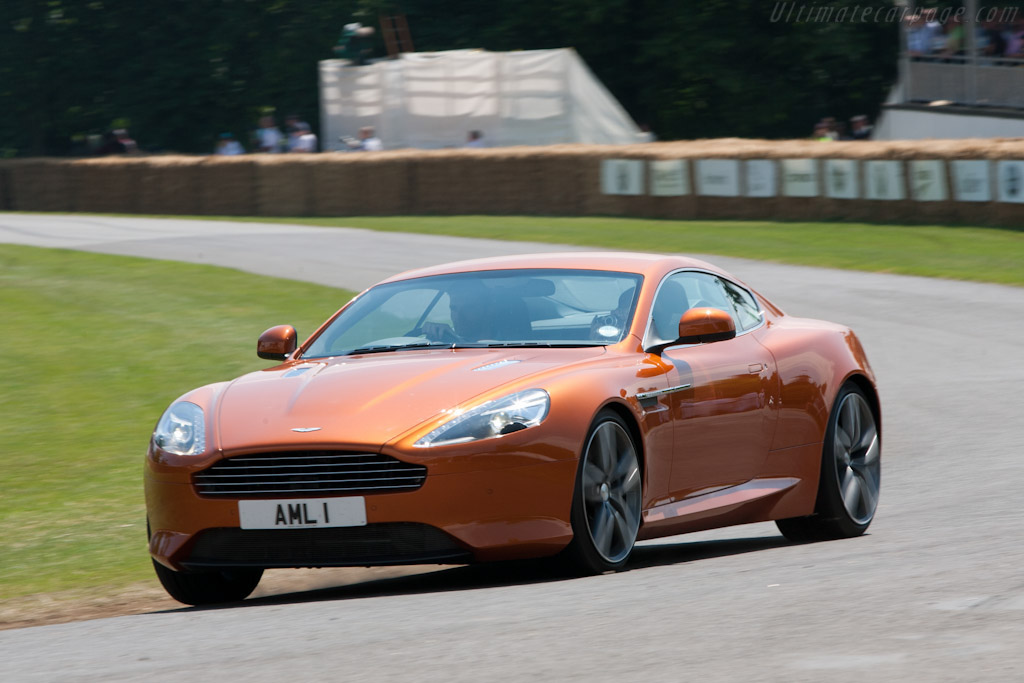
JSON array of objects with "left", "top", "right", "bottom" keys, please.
[
  {"left": 257, "top": 325, "right": 297, "bottom": 360},
  {"left": 677, "top": 308, "right": 736, "bottom": 344}
]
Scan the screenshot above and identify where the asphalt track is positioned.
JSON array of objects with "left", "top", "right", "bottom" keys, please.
[{"left": 2, "top": 213, "right": 1023, "bottom": 682}]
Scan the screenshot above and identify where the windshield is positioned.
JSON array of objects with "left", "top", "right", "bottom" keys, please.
[{"left": 302, "top": 268, "right": 643, "bottom": 358}]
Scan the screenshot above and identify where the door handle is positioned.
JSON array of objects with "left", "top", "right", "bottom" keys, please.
[{"left": 748, "top": 363, "right": 765, "bottom": 374}]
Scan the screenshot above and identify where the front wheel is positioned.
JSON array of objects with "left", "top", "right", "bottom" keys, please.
[
  {"left": 565, "top": 411, "right": 642, "bottom": 574},
  {"left": 152, "top": 559, "right": 263, "bottom": 606},
  {"left": 777, "top": 382, "right": 881, "bottom": 542}
]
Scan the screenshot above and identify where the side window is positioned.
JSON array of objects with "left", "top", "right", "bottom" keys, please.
[
  {"left": 648, "top": 271, "right": 763, "bottom": 342},
  {"left": 649, "top": 272, "right": 698, "bottom": 341},
  {"left": 687, "top": 272, "right": 735, "bottom": 313},
  {"left": 718, "top": 278, "right": 763, "bottom": 331}
]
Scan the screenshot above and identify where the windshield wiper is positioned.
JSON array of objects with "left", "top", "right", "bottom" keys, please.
[
  {"left": 453, "top": 341, "right": 606, "bottom": 349},
  {"left": 345, "top": 341, "right": 454, "bottom": 356}
]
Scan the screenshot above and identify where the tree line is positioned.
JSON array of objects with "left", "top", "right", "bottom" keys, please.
[{"left": 0, "top": 0, "right": 898, "bottom": 156}]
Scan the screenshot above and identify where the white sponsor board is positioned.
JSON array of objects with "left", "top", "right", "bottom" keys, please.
[
  {"left": 952, "top": 160, "right": 991, "bottom": 202},
  {"left": 781, "top": 158, "right": 818, "bottom": 197},
  {"left": 910, "top": 160, "right": 947, "bottom": 201},
  {"left": 601, "top": 159, "right": 644, "bottom": 196},
  {"left": 865, "top": 160, "right": 905, "bottom": 200},
  {"left": 745, "top": 160, "right": 777, "bottom": 197},
  {"left": 649, "top": 160, "right": 690, "bottom": 196},
  {"left": 696, "top": 159, "right": 741, "bottom": 197},
  {"left": 996, "top": 160, "right": 1024, "bottom": 203},
  {"left": 824, "top": 159, "right": 859, "bottom": 199}
]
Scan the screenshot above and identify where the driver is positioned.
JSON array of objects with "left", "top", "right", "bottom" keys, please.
[
  {"left": 421, "top": 288, "right": 491, "bottom": 342},
  {"left": 590, "top": 287, "right": 635, "bottom": 340}
]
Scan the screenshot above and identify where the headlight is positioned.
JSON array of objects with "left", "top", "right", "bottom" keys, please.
[
  {"left": 153, "top": 401, "right": 206, "bottom": 455},
  {"left": 414, "top": 389, "right": 550, "bottom": 448}
]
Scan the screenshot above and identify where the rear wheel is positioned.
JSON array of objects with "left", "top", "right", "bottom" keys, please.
[
  {"left": 777, "top": 382, "right": 881, "bottom": 542},
  {"left": 152, "top": 560, "right": 263, "bottom": 606},
  {"left": 565, "top": 411, "right": 642, "bottom": 573}
]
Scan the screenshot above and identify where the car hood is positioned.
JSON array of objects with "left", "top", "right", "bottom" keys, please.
[{"left": 213, "top": 347, "right": 605, "bottom": 452}]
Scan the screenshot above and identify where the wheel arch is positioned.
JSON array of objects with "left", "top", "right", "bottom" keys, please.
[
  {"left": 592, "top": 399, "right": 646, "bottom": 483},
  {"left": 841, "top": 372, "right": 882, "bottom": 439}
]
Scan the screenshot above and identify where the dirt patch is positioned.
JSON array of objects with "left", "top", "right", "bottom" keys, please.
[{"left": 0, "top": 565, "right": 441, "bottom": 631}]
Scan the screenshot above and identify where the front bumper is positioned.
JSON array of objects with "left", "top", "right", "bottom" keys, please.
[{"left": 146, "top": 456, "right": 578, "bottom": 571}]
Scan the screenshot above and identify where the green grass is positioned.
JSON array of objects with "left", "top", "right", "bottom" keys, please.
[
  {"left": 200, "top": 215, "right": 1022, "bottom": 287},
  {"left": 0, "top": 245, "right": 353, "bottom": 599}
]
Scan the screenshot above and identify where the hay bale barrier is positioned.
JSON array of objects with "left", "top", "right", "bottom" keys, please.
[
  {"left": 4, "top": 139, "right": 1024, "bottom": 226},
  {"left": 135, "top": 157, "right": 203, "bottom": 215},
  {"left": 196, "top": 157, "right": 257, "bottom": 216}
]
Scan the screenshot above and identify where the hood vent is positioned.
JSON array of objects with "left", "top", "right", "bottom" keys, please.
[{"left": 472, "top": 359, "right": 521, "bottom": 372}]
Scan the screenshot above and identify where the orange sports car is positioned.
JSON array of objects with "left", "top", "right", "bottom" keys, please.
[{"left": 146, "top": 252, "right": 881, "bottom": 605}]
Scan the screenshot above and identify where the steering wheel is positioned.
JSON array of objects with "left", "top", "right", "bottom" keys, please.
[{"left": 408, "top": 324, "right": 461, "bottom": 344}]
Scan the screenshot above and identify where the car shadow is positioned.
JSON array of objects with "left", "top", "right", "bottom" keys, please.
[{"left": 155, "top": 533, "right": 796, "bottom": 616}]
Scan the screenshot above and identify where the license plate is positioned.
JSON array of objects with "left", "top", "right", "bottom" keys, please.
[{"left": 238, "top": 497, "right": 367, "bottom": 530}]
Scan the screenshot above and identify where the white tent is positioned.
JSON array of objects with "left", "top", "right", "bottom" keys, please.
[{"left": 319, "top": 48, "right": 647, "bottom": 151}]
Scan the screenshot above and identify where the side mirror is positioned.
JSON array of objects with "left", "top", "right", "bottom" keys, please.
[
  {"left": 646, "top": 308, "right": 736, "bottom": 355},
  {"left": 677, "top": 308, "right": 736, "bottom": 344},
  {"left": 257, "top": 325, "right": 297, "bottom": 360}
]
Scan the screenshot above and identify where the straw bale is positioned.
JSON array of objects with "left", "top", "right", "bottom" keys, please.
[
  {"left": 134, "top": 156, "right": 203, "bottom": 215},
  {"left": 408, "top": 155, "right": 463, "bottom": 214},
  {"left": 988, "top": 200, "right": 1024, "bottom": 226},
  {"left": 68, "top": 158, "right": 145, "bottom": 213},
  {"left": 365, "top": 156, "right": 413, "bottom": 215},
  {"left": 309, "top": 157, "right": 360, "bottom": 215},
  {"left": 538, "top": 153, "right": 588, "bottom": 215},
  {"left": 425, "top": 152, "right": 579, "bottom": 215},
  {"left": 307, "top": 153, "right": 413, "bottom": 216},
  {"left": 0, "top": 163, "right": 10, "bottom": 210},
  {"left": 581, "top": 153, "right": 647, "bottom": 217},
  {"left": 5, "top": 159, "right": 75, "bottom": 211},
  {"left": 254, "top": 156, "right": 315, "bottom": 216},
  {"left": 7, "top": 139, "right": 1024, "bottom": 226},
  {"left": 195, "top": 157, "right": 257, "bottom": 215}
]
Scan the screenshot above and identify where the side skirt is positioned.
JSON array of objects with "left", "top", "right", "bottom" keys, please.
[{"left": 637, "top": 476, "right": 810, "bottom": 540}]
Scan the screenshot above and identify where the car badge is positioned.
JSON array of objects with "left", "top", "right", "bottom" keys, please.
[{"left": 291, "top": 427, "right": 322, "bottom": 432}]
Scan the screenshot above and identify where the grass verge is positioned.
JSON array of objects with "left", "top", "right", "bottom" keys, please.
[{"left": 0, "top": 245, "right": 353, "bottom": 599}]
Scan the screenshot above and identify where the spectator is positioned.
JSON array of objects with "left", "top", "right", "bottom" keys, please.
[
  {"left": 906, "top": 13, "right": 933, "bottom": 58},
  {"left": 850, "top": 115, "right": 873, "bottom": 141},
  {"left": 924, "top": 8, "right": 945, "bottom": 55},
  {"left": 822, "top": 117, "right": 840, "bottom": 141},
  {"left": 1004, "top": 18, "right": 1024, "bottom": 59},
  {"left": 215, "top": 132, "right": 245, "bottom": 155},
  {"left": 97, "top": 128, "right": 137, "bottom": 155},
  {"left": 288, "top": 122, "right": 318, "bottom": 153},
  {"left": 464, "top": 130, "right": 486, "bottom": 148},
  {"left": 980, "top": 19, "right": 1007, "bottom": 63},
  {"left": 356, "top": 126, "right": 382, "bottom": 151},
  {"left": 943, "top": 15, "right": 965, "bottom": 59},
  {"left": 255, "top": 115, "right": 283, "bottom": 153},
  {"left": 812, "top": 121, "right": 833, "bottom": 142}
]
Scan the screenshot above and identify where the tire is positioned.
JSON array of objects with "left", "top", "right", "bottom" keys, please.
[
  {"left": 152, "top": 560, "right": 263, "bottom": 606},
  {"left": 565, "top": 411, "right": 643, "bottom": 574},
  {"left": 777, "top": 382, "right": 881, "bottom": 542}
]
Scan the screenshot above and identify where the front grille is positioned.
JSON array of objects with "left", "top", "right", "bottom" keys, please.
[
  {"left": 193, "top": 451, "right": 427, "bottom": 497},
  {"left": 180, "top": 523, "right": 472, "bottom": 569}
]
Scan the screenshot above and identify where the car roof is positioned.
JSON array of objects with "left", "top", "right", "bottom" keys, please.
[{"left": 378, "top": 252, "right": 730, "bottom": 285}]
